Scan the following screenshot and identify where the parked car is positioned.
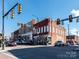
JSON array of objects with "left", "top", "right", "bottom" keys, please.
[
  {"left": 7, "top": 41, "right": 17, "bottom": 46},
  {"left": 15, "top": 39, "right": 33, "bottom": 45},
  {"left": 54, "top": 41, "right": 65, "bottom": 47}
]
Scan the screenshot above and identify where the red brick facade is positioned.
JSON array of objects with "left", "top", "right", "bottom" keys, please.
[
  {"left": 33, "top": 18, "right": 66, "bottom": 45},
  {"left": 66, "top": 35, "right": 79, "bottom": 45}
]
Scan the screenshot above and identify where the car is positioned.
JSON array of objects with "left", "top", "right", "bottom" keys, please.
[
  {"left": 54, "top": 41, "right": 65, "bottom": 47},
  {"left": 15, "top": 40, "right": 33, "bottom": 45},
  {"left": 7, "top": 41, "right": 17, "bottom": 46}
]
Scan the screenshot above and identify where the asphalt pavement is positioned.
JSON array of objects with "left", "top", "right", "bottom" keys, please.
[
  {"left": 6, "top": 46, "right": 79, "bottom": 59},
  {"left": 0, "top": 45, "right": 79, "bottom": 59}
]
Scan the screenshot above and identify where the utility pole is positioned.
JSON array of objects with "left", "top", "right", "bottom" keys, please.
[{"left": 68, "top": 24, "right": 70, "bottom": 36}]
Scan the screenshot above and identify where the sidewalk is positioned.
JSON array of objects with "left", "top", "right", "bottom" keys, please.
[
  {"left": 0, "top": 46, "right": 15, "bottom": 53},
  {"left": 0, "top": 53, "right": 18, "bottom": 59},
  {"left": 0, "top": 46, "right": 19, "bottom": 59}
]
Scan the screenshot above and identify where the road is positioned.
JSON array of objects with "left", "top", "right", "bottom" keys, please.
[{"left": 3, "top": 45, "right": 79, "bottom": 59}]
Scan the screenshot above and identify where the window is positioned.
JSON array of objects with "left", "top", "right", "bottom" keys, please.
[
  {"left": 41, "top": 27, "right": 43, "bottom": 33},
  {"left": 39, "top": 28, "right": 40, "bottom": 33},
  {"left": 47, "top": 25, "right": 49, "bottom": 32},
  {"left": 37, "top": 28, "right": 39, "bottom": 32},
  {"left": 36, "top": 29, "right": 38, "bottom": 34},
  {"left": 36, "top": 28, "right": 40, "bottom": 34},
  {"left": 40, "top": 28, "right": 41, "bottom": 33},
  {"left": 44, "top": 26, "right": 46, "bottom": 32},
  {"left": 43, "top": 26, "right": 44, "bottom": 33}
]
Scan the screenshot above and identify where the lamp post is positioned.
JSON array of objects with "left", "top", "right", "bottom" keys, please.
[{"left": 2, "top": 0, "right": 22, "bottom": 50}]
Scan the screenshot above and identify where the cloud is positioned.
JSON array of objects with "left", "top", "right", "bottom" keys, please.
[
  {"left": 71, "top": 9, "right": 79, "bottom": 16},
  {"left": 70, "top": 28, "right": 79, "bottom": 36}
]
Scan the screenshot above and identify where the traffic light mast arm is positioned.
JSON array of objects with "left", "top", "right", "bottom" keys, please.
[
  {"left": 61, "top": 16, "right": 79, "bottom": 22},
  {"left": 3, "top": 3, "right": 18, "bottom": 17}
]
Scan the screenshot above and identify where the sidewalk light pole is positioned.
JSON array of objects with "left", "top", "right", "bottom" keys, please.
[{"left": 2, "top": 0, "right": 22, "bottom": 50}]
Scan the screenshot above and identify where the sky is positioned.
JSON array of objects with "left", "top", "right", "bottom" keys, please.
[{"left": 0, "top": 0, "right": 79, "bottom": 37}]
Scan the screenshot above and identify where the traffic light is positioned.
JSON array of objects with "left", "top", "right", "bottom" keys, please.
[
  {"left": 56, "top": 18, "right": 61, "bottom": 25},
  {"left": 18, "top": 4, "right": 22, "bottom": 14},
  {"left": 76, "top": 17, "right": 79, "bottom": 22},
  {"left": 11, "top": 9, "right": 14, "bottom": 19},
  {"left": 61, "top": 21, "right": 64, "bottom": 25},
  {"left": 69, "top": 15, "right": 72, "bottom": 22}
]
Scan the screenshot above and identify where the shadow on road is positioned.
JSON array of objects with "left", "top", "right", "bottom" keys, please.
[{"left": 8, "top": 46, "right": 79, "bottom": 59}]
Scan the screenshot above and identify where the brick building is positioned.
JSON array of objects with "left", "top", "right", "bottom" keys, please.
[
  {"left": 32, "top": 18, "right": 66, "bottom": 45},
  {"left": 11, "top": 29, "right": 19, "bottom": 41},
  {"left": 66, "top": 35, "right": 79, "bottom": 45},
  {"left": 11, "top": 19, "right": 37, "bottom": 42}
]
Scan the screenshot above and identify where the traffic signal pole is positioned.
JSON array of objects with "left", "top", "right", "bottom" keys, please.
[
  {"left": 2, "top": 0, "right": 4, "bottom": 50},
  {"left": 3, "top": 3, "right": 18, "bottom": 17},
  {"left": 2, "top": 0, "right": 19, "bottom": 50}
]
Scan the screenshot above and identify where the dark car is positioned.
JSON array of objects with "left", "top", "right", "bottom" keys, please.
[
  {"left": 54, "top": 41, "right": 65, "bottom": 47},
  {"left": 7, "top": 41, "right": 17, "bottom": 46},
  {"left": 16, "top": 39, "right": 33, "bottom": 45}
]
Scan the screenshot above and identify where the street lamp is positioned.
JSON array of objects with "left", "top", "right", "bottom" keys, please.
[{"left": 2, "top": 0, "right": 22, "bottom": 50}]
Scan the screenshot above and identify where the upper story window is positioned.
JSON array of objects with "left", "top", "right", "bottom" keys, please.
[
  {"left": 47, "top": 25, "right": 49, "bottom": 32},
  {"left": 37, "top": 28, "right": 39, "bottom": 33},
  {"left": 41, "top": 27, "right": 43, "bottom": 33},
  {"left": 36, "top": 29, "right": 38, "bottom": 34},
  {"left": 44, "top": 26, "right": 46, "bottom": 32},
  {"left": 39, "top": 28, "right": 40, "bottom": 33}
]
